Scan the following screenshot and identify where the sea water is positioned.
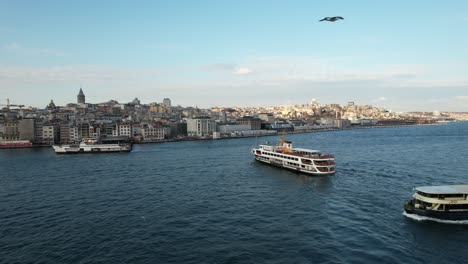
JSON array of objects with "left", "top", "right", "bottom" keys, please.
[{"left": 1, "top": 122, "right": 468, "bottom": 263}]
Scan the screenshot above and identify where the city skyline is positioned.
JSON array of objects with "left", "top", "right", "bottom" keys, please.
[{"left": 1, "top": 1, "right": 468, "bottom": 111}]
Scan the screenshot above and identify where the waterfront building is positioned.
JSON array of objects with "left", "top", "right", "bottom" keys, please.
[
  {"left": 18, "top": 119, "right": 35, "bottom": 141},
  {"left": 187, "top": 117, "right": 216, "bottom": 137},
  {"left": 69, "top": 126, "right": 79, "bottom": 143},
  {"left": 2, "top": 121, "right": 19, "bottom": 140},
  {"left": 118, "top": 123, "right": 132, "bottom": 137},
  {"left": 59, "top": 122, "right": 70, "bottom": 144},
  {"left": 217, "top": 124, "right": 251, "bottom": 133},
  {"left": 258, "top": 113, "right": 275, "bottom": 123},
  {"left": 237, "top": 116, "right": 262, "bottom": 130},
  {"left": 269, "top": 122, "right": 294, "bottom": 132},
  {"left": 80, "top": 123, "right": 90, "bottom": 139},
  {"left": 169, "top": 122, "right": 187, "bottom": 138},
  {"left": 42, "top": 124, "right": 59, "bottom": 145},
  {"left": 141, "top": 125, "right": 167, "bottom": 141},
  {"left": 132, "top": 125, "right": 142, "bottom": 137},
  {"left": 34, "top": 121, "right": 43, "bottom": 143},
  {"left": 101, "top": 122, "right": 116, "bottom": 136},
  {"left": 0, "top": 123, "right": 4, "bottom": 140},
  {"left": 334, "top": 119, "right": 351, "bottom": 129},
  {"left": 77, "top": 88, "right": 85, "bottom": 104},
  {"left": 89, "top": 125, "right": 100, "bottom": 139}
]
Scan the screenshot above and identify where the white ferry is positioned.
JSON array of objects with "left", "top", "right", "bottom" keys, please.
[
  {"left": 251, "top": 137, "right": 335, "bottom": 175},
  {"left": 404, "top": 185, "right": 468, "bottom": 220},
  {"left": 52, "top": 140, "right": 132, "bottom": 154}
]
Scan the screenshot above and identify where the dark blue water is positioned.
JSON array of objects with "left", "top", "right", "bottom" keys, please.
[{"left": 2, "top": 122, "right": 468, "bottom": 264}]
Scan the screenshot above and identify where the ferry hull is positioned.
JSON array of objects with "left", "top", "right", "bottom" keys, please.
[
  {"left": 52, "top": 144, "right": 132, "bottom": 154},
  {"left": 254, "top": 156, "right": 334, "bottom": 176},
  {"left": 54, "top": 149, "right": 132, "bottom": 154},
  {"left": 404, "top": 201, "right": 468, "bottom": 221}
]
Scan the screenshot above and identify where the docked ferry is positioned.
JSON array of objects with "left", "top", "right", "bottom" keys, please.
[
  {"left": 404, "top": 185, "right": 468, "bottom": 220},
  {"left": 52, "top": 140, "right": 132, "bottom": 154},
  {"left": 251, "top": 138, "right": 335, "bottom": 175}
]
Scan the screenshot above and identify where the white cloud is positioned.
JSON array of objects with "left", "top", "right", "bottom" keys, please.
[
  {"left": 1, "top": 56, "right": 468, "bottom": 111},
  {"left": 5, "top": 42, "right": 20, "bottom": 50},
  {"left": 374, "top": 97, "right": 387, "bottom": 102},
  {"left": 235, "top": 68, "right": 252, "bottom": 75},
  {"left": 3, "top": 42, "right": 66, "bottom": 57}
]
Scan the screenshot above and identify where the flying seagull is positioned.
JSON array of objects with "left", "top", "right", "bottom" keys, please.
[{"left": 319, "top": 16, "right": 344, "bottom": 22}]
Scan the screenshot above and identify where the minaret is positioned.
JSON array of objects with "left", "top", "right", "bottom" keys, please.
[{"left": 77, "top": 88, "right": 85, "bottom": 104}]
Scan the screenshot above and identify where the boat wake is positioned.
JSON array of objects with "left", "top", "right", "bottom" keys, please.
[{"left": 402, "top": 211, "right": 468, "bottom": 225}]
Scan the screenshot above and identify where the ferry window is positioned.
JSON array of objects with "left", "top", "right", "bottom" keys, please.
[
  {"left": 417, "top": 192, "right": 437, "bottom": 198},
  {"left": 450, "top": 204, "right": 468, "bottom": 210},
  {"left": 444, "top": 194, "right": 463, "bottom": 198},
  {"left": 420, "top": 201, "right": 432, "bottom": 207}
]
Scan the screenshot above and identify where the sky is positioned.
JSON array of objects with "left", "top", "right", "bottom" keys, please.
[{"left": 1, "top": 0, "right": 468, "bottom": 111}]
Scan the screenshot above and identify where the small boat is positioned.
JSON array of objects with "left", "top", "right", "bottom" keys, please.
[
  {"left": 251, "top": 134, "right": 335, "bottom": 175},
  {"left": 52, "top": 139, "right": 132, "bottom": 154},
  {"left": 404, "top": 185, "right": 468, "bottom": 220}
]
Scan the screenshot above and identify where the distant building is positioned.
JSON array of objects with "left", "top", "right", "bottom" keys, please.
[
  {"left": 169, "top": 122, "right": 187, "bottom": 138},
  {"left": 69, "top": 126, "right": 79, "bottom": 143},
  {"left": 237, "top": 116, "right": 262, "bottom": 130},
  {"left": 334, "top": 119, "right": 351, "bottom": 129},
  {"left": 46, "top": 99, "right": 57, "bottom": 110},
  {"left": 217, "top": 124, "right": 251, "bottom": 133},
  {"left": 80, "top": 123, "right": 90, "bottom": 139},
  {"left": 34, "top": 121, "right": 43, "bottom": 143},
  {"left": 42, "top": 124, "right": 59, "bottom": 145},
  {"left": 162, "top": 98, "right": 171, "bottom": 107},
  {"left": 187, "top": 117, "right": 216, "bottom": 137},
  {"left": 77, "top": 88, "right": 85, "bottom": 104},
  {"left": 18, "top": 119, "right": 35, "bottom": 141},
  {"left": 118, "top": 123, "right": 132, "bottom": 137},
  {"left": 59, "top": 122, "right": 70, "bottom": 144},
  {"left": 2, "top": 121, "right": 19, "bottom": 140},
  {"left": 257, "top": 113, "right": 275, "bottom": 123},
  {"left": 132, "top": 98, "right": 141, "bottom": 105},
  {"left": 141, "top": 125, "right": 167, "bottom": 141}
]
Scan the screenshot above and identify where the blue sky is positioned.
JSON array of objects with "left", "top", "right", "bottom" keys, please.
[{"left": 1, "top": 0, "right": 468, "bottom": 111}]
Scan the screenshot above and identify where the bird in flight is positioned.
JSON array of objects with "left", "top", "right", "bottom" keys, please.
[{"left": 319, "top": 16, "right": 344, "bottom": 22}]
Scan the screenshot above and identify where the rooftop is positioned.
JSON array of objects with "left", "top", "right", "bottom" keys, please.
[{"left": 415, "top": 185, "right": 468, "bottom": 195}]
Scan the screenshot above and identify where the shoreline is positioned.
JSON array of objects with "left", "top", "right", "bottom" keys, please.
[{"left": 0, "top": 122, "right": 448, "bottom": 150}]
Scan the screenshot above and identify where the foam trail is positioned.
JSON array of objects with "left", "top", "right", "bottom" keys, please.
[{"left": 402, "top": 211, "right": 468, "bottom": 225}]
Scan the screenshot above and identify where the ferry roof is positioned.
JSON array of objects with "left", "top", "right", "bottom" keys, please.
[
  {"left": 415, "top": 185, "right": 468, "bottom": 195},
  {"left": 293, "top": 147, "right": 320, "bottom": 153}
]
